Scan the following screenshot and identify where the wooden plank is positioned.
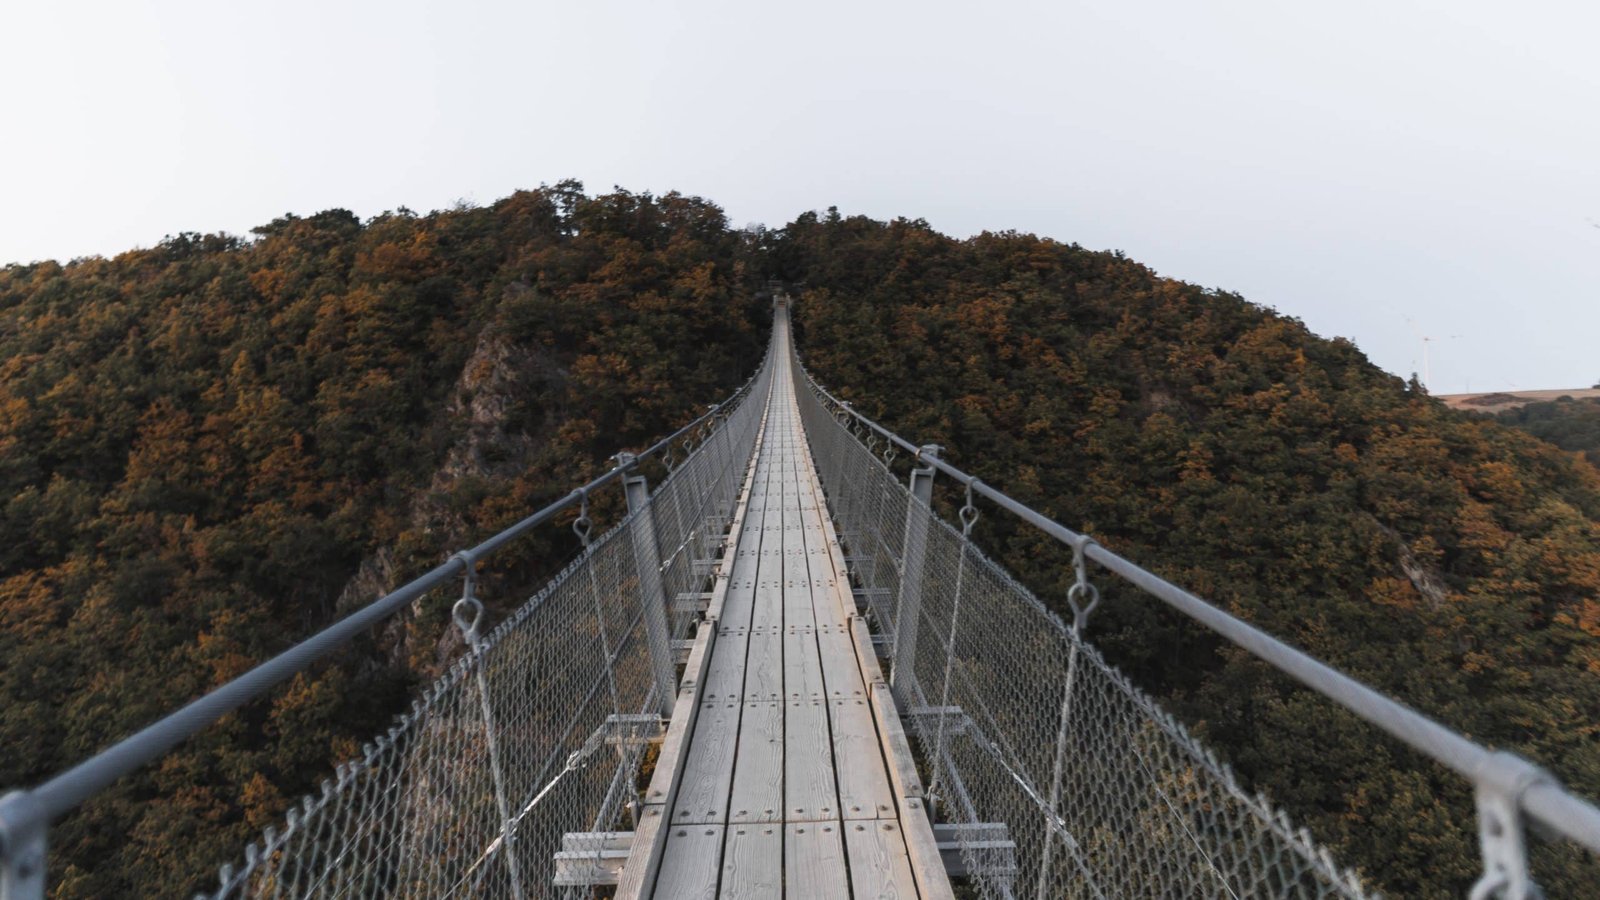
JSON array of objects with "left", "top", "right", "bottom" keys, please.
[
  {"left": 718, "top": 824, "right": 782, "bottom": 899},
  {"left": 845, "top": 820, "right": 919, "bottom": 900},
  {"left": 783, "top": 574, "right": 817, "bottom": 626},
  {"left": 818, "top": 627, "right": 867, "bottom": 701},
  {"left": 782, "top": 626, "right": 825, "bottom": 701},
  {"left": 719, "top": 576, "right": 756, "bottom": 627},
  {"left": 784, "top": 822, "right": 851, "bottom": 900},
  {"left": 702, "top": 627, "right": 749, "bottom": 701},
  {"left": 811, "top": 602, "right": 850, "bottom": 633},
  {"left": 617, "top": 802, "right": 667, "bottom": 897},
  {"left": 867, "top": 682, "right": 924, "bottom": 801},
  {"left": 656, "top": 824, "right": 724, "bottom": 900},
  {"left": 742, "top": 629, "right": 783, "bottom": 701},
  {"left": 750, "top": 573, "right": 784, "bottom": 632},
  {"left": 785, "top": 697, "right": 839, "bottom": 822},
  {"left": 639, "top": 624, "right": 716, "bottom": 808},
  {"left": 673, "top": 699, "right": 741, "bottom": 824},
  {"left": 718, "top": 482, "right": 771, "bottom": 630},
  {"left": 851, "top": 616, "right": 887, "bottom": 686},
  {"left": 830, "top": 697, "right": 895, "bottom": 820},
  {"left": 782, "top": 470, "right": 816, "bottom": 628},
  {"left": 898, "top": 805, "right": 958, "bottom": 900},
  {"left": 728, "top": 700, "right": 784, "bottom": 824}
]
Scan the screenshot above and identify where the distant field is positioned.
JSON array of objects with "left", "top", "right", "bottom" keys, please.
[{"left": 1438, "top": 388, "right": 1600, "bottom": 412}]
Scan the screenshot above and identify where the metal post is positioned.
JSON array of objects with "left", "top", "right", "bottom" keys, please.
[
  {"left": 889, "top": 444, "right": 940, "bottom": 695},
  {"left": 0, "top": 791, "right": 46, "bottom": 900},
  {"left": 1469, "top": 752, "right": 1551, "bottom": 900},
  {"left": 714, "top": 403, "right": 735, "bottom": 526},
  {"left": 620, "top": 458, "right": 678, "bottom": 718}
]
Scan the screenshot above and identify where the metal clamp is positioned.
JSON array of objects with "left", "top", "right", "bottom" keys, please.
[
  {"left": 450, "top": 550, "right": 485, "bottom": 648},
  {"left": 1470, "top": 752, "right": 1553, "bottom": 900},
  {"left": 1066, "top": 538, "right": 1100, "bottom": 633},
  {"left": 959, "top": 478, "right": 981, "bottom": 537},
  {"left": 0, "top": 789, "right": 48, "bottom": 900},
  {"left": 572, "top": 490, "right": 593, "bottom": 547}
]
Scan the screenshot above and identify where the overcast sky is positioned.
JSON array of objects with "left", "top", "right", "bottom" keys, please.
[{"left": 2, "top": 0, "right": 1595, "bottom": 394}]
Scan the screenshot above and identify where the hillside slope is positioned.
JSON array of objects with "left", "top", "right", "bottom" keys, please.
[
  {"left": 1492, "top": 395, "right": 1600, "bottom": 469},
  {"left": 0, "top": 183, "right": 765, "bottom": 896},
  {"left": 757, "top": 211, "right": 1600, "bottom": 896}
]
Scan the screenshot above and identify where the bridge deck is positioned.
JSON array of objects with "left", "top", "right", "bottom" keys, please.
[{"left": 619, "top": 315, "right": 950, "bottom": 898}]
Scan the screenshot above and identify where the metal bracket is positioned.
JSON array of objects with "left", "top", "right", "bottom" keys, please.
[
  {"left": 602, "top": 714, "right": 667, "bottom": 751},
  {"left": 851, "top": 586, "right": 891, "bottom": 611},
  {"left": 908, "top": 705, "right": 973, "bottom": 739},
  {"left": 0, "top": 790, "right": 47, "bottom": 900},
  {"left": 1470, "top": 751, "right": 1552, "bottom": 900},
  {"left": 673, "top": 592, "right": 714, "bottom": 615},
  {"left": 670, "top": 638, "right": 695, "bottom": 665},
  {"left": 890, "top": 445, "right": 941, "bottom": 692},
  {"left": 932, "top": 822, "right": 1017, "bottom": 885},
  {"left": 553, "top": 831, "right": 633, "bottom": 886}
]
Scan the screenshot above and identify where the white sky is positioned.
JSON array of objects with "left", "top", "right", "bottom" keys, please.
[{"left": 2, "top": 0, "right": 1596, "bottom": 394}]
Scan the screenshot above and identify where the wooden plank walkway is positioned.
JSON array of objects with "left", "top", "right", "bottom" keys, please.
[{"left": 620, "top": 311, "right": 952, "bottom": 899}]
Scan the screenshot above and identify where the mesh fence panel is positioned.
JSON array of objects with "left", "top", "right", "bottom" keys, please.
[
  {"left": 790, "top": 355, "right": 1372, "bottom": 900},
  {"left": 208, "top": 357, "right": 772, "bottom": 899}
]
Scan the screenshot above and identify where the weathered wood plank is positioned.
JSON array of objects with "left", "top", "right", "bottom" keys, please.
[
  {"left": 783, "top": 626, "right": 825, "bottom": 701},
  {"left": 751, "top": 573, "right": 784, "bottom": 632},
  {"left": 830, "top": 697, "right": 895, "bottom": 820},
  {"left": 782, "top": 470, "right": 817, "bottom": 628},
  {"left": 672, "top": 699, "right": 741, "bottom": 824},
  {"left": 741, "top": 629, "right": 783, "bottom": 701},
  {"left": 656, "top": 824, "right": 725, "bottom": 900},
  {"left": 719, "top": 460, "right": 774, "bottom": 628},
  {"left": 785, "top": 821, "right": 851, "bottom": 900},
  {"left": 718, "top": 824, "right": 783, "bottom": 899},
  {"left": 898, "top": 804, "right": 957, "bottom": 900},
  {"left": 784, "top": 697, "right": 838, "bottom": 822},
  {"left": 844, "top": 820, "right": 919, "bottom": 900},
  {"left": 728, "top": 699, "right": 784, "bottom": 824},
  {"left": 867, "top": 682, "right": 924, "bottom": 802},
  {"left": 851, "top": 616, "right": 887, "bottom": 686},
  {"left": 719, "top": 575, "right": 756, "bottom": 628},
  {"left": 818, "top": 627, "right": 867, "bottom": 701},
  {"left": 702, "top": 627, "right": 749, "bottom": 701}
]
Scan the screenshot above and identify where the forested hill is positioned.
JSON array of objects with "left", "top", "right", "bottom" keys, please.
[
  {"left": 1494, "top": 395, "right": 1600, "bottom": 469},
  {"left": 2, "top": 192, "right": 1597, "bottom": 896},
  {"left": 759, "top": 212, "right": 1600, "bottom": 896},
  {"left": 0, "top": 184, "right": 767, "bottom": 896}
]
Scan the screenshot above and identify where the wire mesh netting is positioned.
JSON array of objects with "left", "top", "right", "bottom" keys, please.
[
  {"left": 207, "top": 358, "right": 773, "bottom": 899},
  {"left": 791, "top": 353, "right": 1372, "bottom": 900}
]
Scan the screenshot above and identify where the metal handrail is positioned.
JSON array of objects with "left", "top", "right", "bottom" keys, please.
[
  {"left": 0, "top": 357, "right": 769, "bottom": 890},
  {"left": 798, "top": 362, "right": 1600, "bottom": 881}
]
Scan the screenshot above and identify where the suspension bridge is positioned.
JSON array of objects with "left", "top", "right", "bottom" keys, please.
[{"left": 3, "top": 298, "right": 1599, "bottom": 898}]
